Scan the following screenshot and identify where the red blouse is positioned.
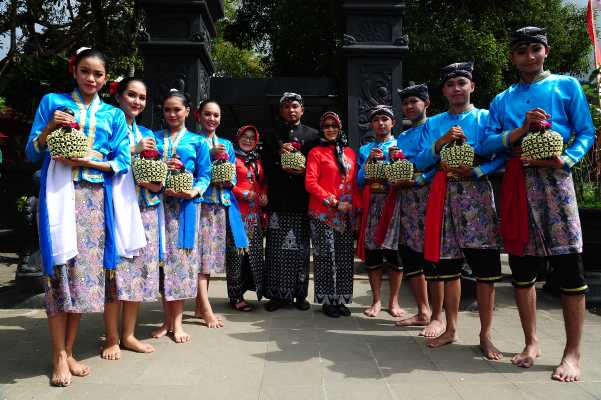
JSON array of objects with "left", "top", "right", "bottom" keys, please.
[
  {"left": 232, "top": 156, "right": 267, "bottom": 221},
  {"left": 305, "top": 145, "right": 358, "bottom": 230}
]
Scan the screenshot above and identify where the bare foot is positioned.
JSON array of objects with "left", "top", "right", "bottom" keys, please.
[
  {"left": 121, "top": 335, "right": 155, "bottom": 353},
  {"left": 480, "top": 335, "right": 503, "bottom": 360},
  {"left": 395, "top": 313, "right": 430, "bottom": 327},
  {"left": 387, "top": 303, "right": 407, "bottom": 318},
  {"left": 151, "top": 324, "right": 171, "bottom": 339},
  {"left": 172, "top": 328, "right": 191, "bottom": 343},
  {"left": 199, "top": 310, "right": 224, "bottom": 328},
  {"left": 419, "top": 319, "right": 445, "bottom": 338},
  {"left": 552, "top": 353, "right": 581, "bottom": 382},
  {"left": 101, "top": 339, "right": 121, "bottom": 360},
  {"left": 426, "top": 330, "right": 457, "bottom": 348},
  {"left": 51, "top": 351, "right": 71, "bottom": 387},
  {"left": 363, "top": 301, "right": 381, "bottom": 317},
  {"left": 511, "top": 343, "right": 541, "bottom": 368},
  {"left": 66, "top": 355, "right": 90, "bottom": 377}
]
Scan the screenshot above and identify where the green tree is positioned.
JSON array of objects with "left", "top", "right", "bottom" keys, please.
[
  {"left": 225, "top": 0, "right": 591, "bottom": 109},
  {"left": 0, "top": 0, "right": 142, "bottom": 116},
  {"left": 224, "top": 0, "right": 339, "bottom": 77},
  {"left": 404, "top": 0, "right": 590, "bottom": 111},
  {"left": 211, "top": 0, "right": 267, "bottom": 77}
]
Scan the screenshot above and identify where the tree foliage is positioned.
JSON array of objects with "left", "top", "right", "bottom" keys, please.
[
  {"left": 0, "top": 0, "right": 142, "bottom": 116},
  {"left": 403, "top": 0, "right": 591, "bottom": 111},
  {"left": 223, "top": 0, "right": 339, "bottom": 77},
  {"left": 225, "top": 0, "right": 591, "bottom": 109},
  {"left": 211, "top": 0, "right": 268, "bottom": 77}
]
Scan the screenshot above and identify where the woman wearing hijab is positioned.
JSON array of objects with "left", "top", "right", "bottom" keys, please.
[
  {"left": 305, "top": 112, "right": 358, "bottom": 318},
  {"left": 226, "top": 125, "right": 268, "bottom": 311}
]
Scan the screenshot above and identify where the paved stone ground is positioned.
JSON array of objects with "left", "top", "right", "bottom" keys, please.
[{"left": 1, "top": 277, "right": 601, "bottom": 400}]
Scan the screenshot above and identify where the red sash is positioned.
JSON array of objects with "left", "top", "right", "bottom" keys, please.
[
  {"left": 355, "top": 185, "right": 372, "bottom": 260},
  {"left": 423, "top": 171, "right": 447, "bottom": 262},
  {"left": 500, "top": 156, "right": 529, "bottom": 256}
]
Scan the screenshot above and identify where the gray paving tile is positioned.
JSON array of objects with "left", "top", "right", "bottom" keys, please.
[
  {"left": 259, "top": 385, "right": 325, "bottom": 400},
  {"left": 325, "top": 382, "right": 395, "bottom": 400},
  {"left": 515, "top": 382, "right": 597, "bottom": 400},
  {"left": 389, "top": 382, "right": 462, "bottom": 400}
]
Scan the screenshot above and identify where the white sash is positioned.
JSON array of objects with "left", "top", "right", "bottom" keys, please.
[
  {"left": 46, "top": 159, "right": 78, "bottom": 264},
  {"left": 113, "top": 123, "right": 147, "bottom": 258}
]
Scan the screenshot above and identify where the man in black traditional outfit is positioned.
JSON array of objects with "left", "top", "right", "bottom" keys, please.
[{"left": 261, "top": 92, "right": 320, "bottom": 311}]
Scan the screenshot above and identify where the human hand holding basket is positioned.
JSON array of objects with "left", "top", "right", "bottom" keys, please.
[
  {"left": 133, "top": 149, "right": 168, "bottom": 186},
  {"left": 281, "top": 139, "right": 306, "bottom": 173},
  {"left": 165, "top": 155, "right": 194, "bottom": 193},
  {"left": 211, "top": 151, "right": 235, "bottom": 187},
  {"left": 47, "top": 108, "right": 89, "bottom": 159}
]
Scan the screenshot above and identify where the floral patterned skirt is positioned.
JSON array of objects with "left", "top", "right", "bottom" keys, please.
[
  {"left": 523, "top": 167, "right": 582, "bottom": 256},
  {"left": 111, "top": 205, "right": 161, "bottom": 302},
  {"left": 440, "top": 179, "right": 501, "bottom": 259},
  {"left": 162, "top": 197, "right": 198, "bottom": 301},
  {"left": 45, "top": 181, "right": 106, "bottom": 316},
  {"left": 398, "top": 185, "right": 430, "bottom": 253},
  {"left": 198, "top": 203, "right": 227, "bottom": 275}
]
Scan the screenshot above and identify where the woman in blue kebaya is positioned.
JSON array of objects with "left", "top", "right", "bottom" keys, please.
[
  {"left": 480, "top": 27, "right": 595, "bottom": 382},
  {"left": 102, "top": 77, "right": 162, "bottom": 360},
  {"left": 356, "top": 105, "right": 405, "bottom": 319},
  {"left": 415, "top": 62, "right": 504, "bottom": 359},
  {"left": 26, "top": 48, "right": 130, "bottom": 386},
  {"left": 151, "top": 90, "right": 211, "bottom": 343},
  {"left": 194, "top": 99, "right": 248, "bottom": 327}
]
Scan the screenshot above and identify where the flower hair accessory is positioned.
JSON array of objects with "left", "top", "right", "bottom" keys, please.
[
  {"left": 108, "top": 76, "right": 124, "bottom": 96},
  {"left": 68, "top": 47, "right": 92, "bottom": 75}
]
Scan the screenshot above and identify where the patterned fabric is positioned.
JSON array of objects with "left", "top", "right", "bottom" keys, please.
[
  {"left": 45, "top": 182, "right": 106, "bottom": 316},
  {"left": 398, "top": 185, "right": 430, "bottom": 253},
  {"left": 364, "top": 193, "right": 388, "bottom": 250},
  {"left": 226, "top": 219, "right": 265, "bottom": 303},
  {"left": 162, "top": 197, "right": 198, "bottom": 301},
  {"left": 440, "top": 179, "right": 501, "bottom": 259},
  {"left": 114, "top": 205, "right": 160, "bottom": 302},
  {"left": 523, "top": 167, "right": 582, "bottom": 256},
  {"left": 310, "top": 218, "right": 354, "bottom": 305},
  {"left": 264, "top": 211, "right": 311, "bottom": 301},
  {"left": 198, "top": 203, "right": 227, "bottom": 275}
]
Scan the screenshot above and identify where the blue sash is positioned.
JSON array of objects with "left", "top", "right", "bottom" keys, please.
[
  {"left": 177, "top": 198, "right": 197, "bottom": 249},
  {"left": 227, "top": 195, "right": 249, "bottom": 251}
]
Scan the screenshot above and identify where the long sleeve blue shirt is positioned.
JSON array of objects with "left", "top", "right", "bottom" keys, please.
[
  {"left": 198, "top": 132, "right": 237, "bottom": 206},
  {"left": 415, "top": 107, "right": 506, "bottom": 178},
  {"left": 357, "top": 135, "right": 397, "bottom": 188},
  {"left": 396, "top": 121, "right": 435, "bottom": 185},
  {"left": 154, "top": 128, "right": 211, "bottom": 197},
  {"left": 26, "top": 89, "right": 130, "bottom": 182},
  {"left": 479, "top": 74, "right": 595, "bottom": 170}
]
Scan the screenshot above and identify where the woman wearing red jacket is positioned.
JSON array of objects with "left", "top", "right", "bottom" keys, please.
[
  {"left": 305, "top": 112, "right": 358, "bottom": 318},
  {"left": 225, "top": 125, "right": 268, "bottom": 311}
]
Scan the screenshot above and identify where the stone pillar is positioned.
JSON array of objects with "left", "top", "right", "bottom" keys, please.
[
  {"left": 341, "top": 0, "right": 408, "bottom": 149},
  {"left": 136, "top": 0, "right": 224, "bottom": 130}
]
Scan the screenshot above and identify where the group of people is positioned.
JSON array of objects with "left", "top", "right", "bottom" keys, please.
[{"left": 26, "top": 26, "right": 594, "bottom": 387}]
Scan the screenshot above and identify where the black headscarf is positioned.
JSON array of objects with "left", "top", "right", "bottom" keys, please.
[
  {"left": 319, "top": 111, "right": 348, "bottom": 176},
  {"left": 440, "top": 62, "right": 474, "bottom": 85},
  {"left": 510, "top": 26, "right": 548, "bottom": 49},
  {"left": 397, "top": 83, "right": 429, "bottom": 101}
]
